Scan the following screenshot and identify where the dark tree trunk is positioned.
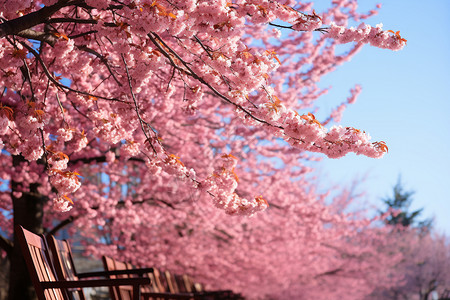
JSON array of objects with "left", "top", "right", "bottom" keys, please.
[{"left": 8, "top": 156, "right": 45, "bottom": 300}]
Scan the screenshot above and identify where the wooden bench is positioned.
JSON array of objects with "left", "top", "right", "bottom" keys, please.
[
  {"left": 21, "top": 227, "right": 243, "bottom": 300},
  {"left": 102, "top": 256, "right": 203, "bottom": 299},
  {"left": 44, "top": 234, "right": 201, "bottom": 299},
  {"left": 103, "top": 256, "right": 243, "bottom": 300},
  {"left": 16, "top": 226, "right": 151, "bottom": 300}
]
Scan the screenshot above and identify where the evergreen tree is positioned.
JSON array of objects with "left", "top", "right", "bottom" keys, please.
[{"left": 382, "top": 177, "right": 433, "bottom": 230}]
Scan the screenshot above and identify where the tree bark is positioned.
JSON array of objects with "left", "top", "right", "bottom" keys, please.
[
  {"left": 8, "top": 156, "right": 45, "bottom": 300},
  {"left": 0, "top": 0, "right": 70, "bottom": 38}
]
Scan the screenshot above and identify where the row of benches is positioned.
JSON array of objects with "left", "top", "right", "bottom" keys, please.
[{"left": 17, "top": 226, "right": 244, "bottom": 300}]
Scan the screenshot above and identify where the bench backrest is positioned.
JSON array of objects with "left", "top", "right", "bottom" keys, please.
[
  {"left": 102, "top": 256, "right": 125, "bottom": 300},
  {"left": 151, "top": 267, "right": 167, "bottom": 293},
  {"left": 46, "top": 235, "right": 84, "bottom": 300},
  {"left": 16, "top": 226, "right": 65, "bottom": 300},
  {"left": 103, "top": 256, "right": 151, "bottom": 300},
  {"left": 164, "top": 270, "right": 180, "bottom": 294}
]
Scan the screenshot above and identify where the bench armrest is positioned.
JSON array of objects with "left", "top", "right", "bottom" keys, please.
[
  {"left": 77, "top": 267, "right": 154, "bottom": 278},
  {"left": 40, "top": 277, "right": 150, "bottom": 289}
]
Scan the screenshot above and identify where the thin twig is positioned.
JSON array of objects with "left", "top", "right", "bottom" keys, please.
[
  {"left": 76, "top": 44, "right": 122, "bottom": 86},
  {"left": 46, "top": 17, "right": 97, "bottom": 24},
  {"left": 55, "top": 92, "right": 67, "bottom": 125},
  {"left": 21, "top": 57, "right": 36, "bottom": 101},
  {"left": 19, "top": 41, "right": 130, "bottom": 103},
  {"left": 46, "top": 215, "right": 77, "bottom": 236},
  {"left": 268, "top": 22, "right": 329, "bottom": 33},
  {"left": 193, "top": 35, "right": 213, "bottom": 59},
  {"left": 39, "top": 128, "right": 49, "bottom": 171},
  {"left": 121, "top": 54, "right": 158, "bottom": 155},
  {"left": 147, "top": 34, "right": 193, "bottom": 76},
  {"left": 69, "top": 30, "right": 97, "bottom": 39},
  {"left": 149, "top": 32, "right": 281, "bottom": 129}
]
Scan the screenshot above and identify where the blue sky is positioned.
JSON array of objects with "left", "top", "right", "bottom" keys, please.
[{"left": 313, "top": 1, "right": 450, "bottom": 233}]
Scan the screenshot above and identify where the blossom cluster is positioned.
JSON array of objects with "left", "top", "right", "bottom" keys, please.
[
  {"left": 49, "top": 170, "right": 81, "bottom": 195},
  {"left": 292, "top": 11, "right": 323, "bottom": 31},
  {"left": 327, "top": 22, "right": 407, "bottom": 51},
  {"left": 201, "top": 155, "right": 268, "bottom": 216},
  {"left": 240, "top": 98, "right": 387, "bottom": 159}
]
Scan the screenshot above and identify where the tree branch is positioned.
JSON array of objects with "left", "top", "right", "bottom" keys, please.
[
  {"left": 0, "top": 0, "right": 71, "bottom": 38},
  {"left": 46, "top": 215, "right": 77, "bottom": 236},
  {"left": 46, "top": 17, "right": 98, "bottom": 24},
  {"left": 268, "top": 22, "right": 329, "bottom": 33},
  {"left": 148, "top": 32, "right": 281, "bottom": 129},
  {"left": 68, "top": 155, "right": 145, "bottom": 165},
  {"left": 77, "top": 44, "right": 122, "bottom": 86},
  {"left": 46, "top": 195, "right": 177, "bottom": 236},
  {"left": 314, "top": 267, "right": 343, "bottom": 278},
  {"left": 15, "top": 29, "right": 58, "bottom": 46},
  {"left": 18, "top": 40, "right": 130, "bottom": 103},
  {"left": 121, "top": 54, "right": 159, "bottom": 155}
]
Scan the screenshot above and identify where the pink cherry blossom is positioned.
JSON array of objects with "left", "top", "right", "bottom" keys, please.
[{"left": 0, "top": 1, "right": 416, "bottom": 299}]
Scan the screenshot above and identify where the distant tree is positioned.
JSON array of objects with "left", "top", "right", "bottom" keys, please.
[
  {"left": 374, "top": 179, "right": 449, "bottom": 300},
  {"left": 381, "top": 177, "right": 433, "bottom": 230},
  {"left": 368, "top": 231, "right": 450, "bottom": 300}
]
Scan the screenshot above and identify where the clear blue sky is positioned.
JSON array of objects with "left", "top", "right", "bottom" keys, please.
[{"left": 313, "top": 1, "right": 450, "bottom": 233}]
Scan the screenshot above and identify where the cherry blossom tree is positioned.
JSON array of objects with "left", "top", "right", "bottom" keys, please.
[
  {"left": 368, "top": 229, "right": 450, "bottom": 300},
  {"left": 0, "top": 0, "right": 408, "bottom": 299},
  {"left": 74, "top": 171, "right": 406, "bottom": 299}
]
